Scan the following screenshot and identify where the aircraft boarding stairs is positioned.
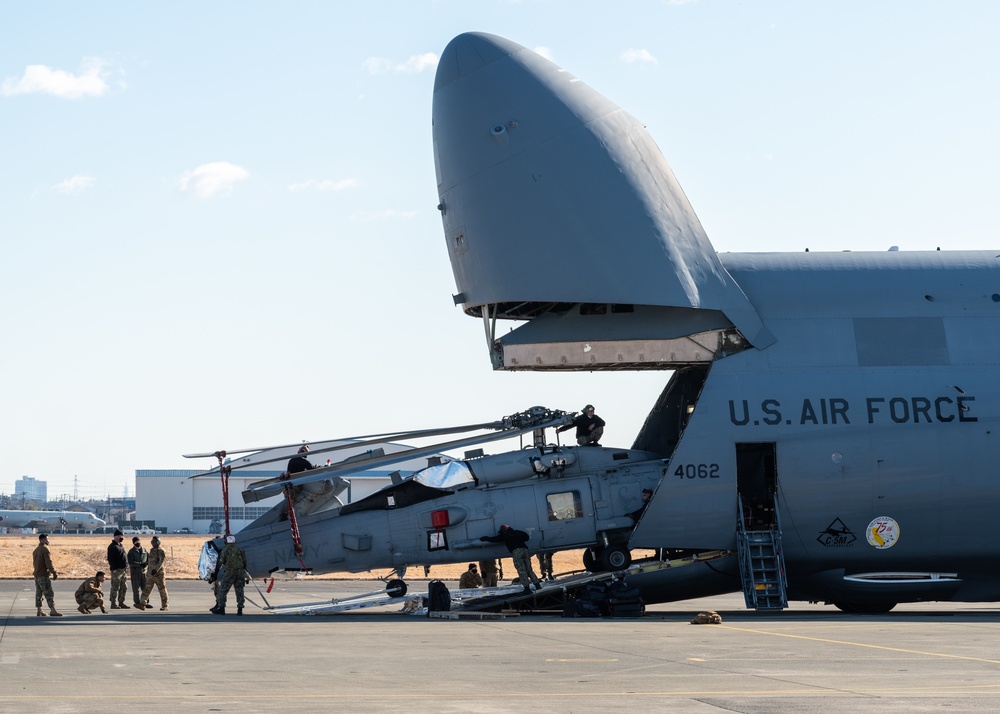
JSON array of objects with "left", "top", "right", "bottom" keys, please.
[{"left": 736, "top": 495, "right": 788, "bottom": 611}]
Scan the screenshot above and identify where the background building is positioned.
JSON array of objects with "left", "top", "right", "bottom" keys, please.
[
  {"left": 14, "top": 476, "right": 46, "bottom": 503},
  {"left": 136, "top": 439, "right": 439, "bottom": 533}
]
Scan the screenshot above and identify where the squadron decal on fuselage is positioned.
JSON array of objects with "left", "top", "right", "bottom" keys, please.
[
  {"left": 728, "top": 396, "right": 977, "bottom": 426},
  {"left": 866, "top": 516, "right": 900, "bottom": 549},
  {"left": 817, "top": 518, "right": 857, "bottom": 547}
]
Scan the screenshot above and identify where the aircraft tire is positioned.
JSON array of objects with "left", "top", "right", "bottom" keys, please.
[
  {"left": 832, "top": 601, "right": 896, "bottom": 614},
  {"left": 386, "top": 579, "right": 407, "bottom": 597},
  {"left": 582, "top": 549, "right": 601, "bottom": 573},
  {"left": 600, "top": 546, "right": 631, "bottom": 571}
]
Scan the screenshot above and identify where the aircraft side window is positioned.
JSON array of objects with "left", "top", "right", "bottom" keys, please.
[{"left": 546, "top": 491, "right": 583, "bottom": 521}]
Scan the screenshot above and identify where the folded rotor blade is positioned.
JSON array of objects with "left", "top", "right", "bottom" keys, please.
[
  {"left": 186, "top": 421, "right": 503, "bottom": 478},
  {"left": 241, "top": 416, "right": 567, "bottom": 503},
  {"left": 182, "top": 421, "right": 501, "bottom": 460}
]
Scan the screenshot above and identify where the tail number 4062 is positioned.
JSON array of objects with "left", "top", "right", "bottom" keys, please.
[{"left": 675, "top": 464, "right": 720, "bottom": 479}]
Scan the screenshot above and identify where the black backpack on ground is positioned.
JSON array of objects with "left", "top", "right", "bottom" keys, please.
[{"left": 427, "top": 579, "right": 451, "bottom": 614}]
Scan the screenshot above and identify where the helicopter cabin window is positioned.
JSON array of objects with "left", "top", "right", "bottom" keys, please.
[{"left": 546, "top": 491, "right": 583, "bottom": 521}]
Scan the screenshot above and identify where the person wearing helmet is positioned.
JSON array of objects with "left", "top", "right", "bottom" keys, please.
[
  {"left": 479, "top": 525, "right": 543, "bottom": 593},
  {"left": 287, "top": 444, "right": 315, "bottom": 475},
  {"left": 211, "top": 534, "right": 248, "bottom": 616},
  {"left": 138, "top": 535, "right": 169, "bottom": 611},
  {"left": 557, "top": 404, "right": 605, "bottom": 446}
]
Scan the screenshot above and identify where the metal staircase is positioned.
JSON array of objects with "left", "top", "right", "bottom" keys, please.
[{"left": 737, "top": 495, "right": 788, "bottom": 611}]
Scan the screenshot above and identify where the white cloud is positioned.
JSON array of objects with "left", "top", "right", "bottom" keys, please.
[
  {"left": 621, "top": 49, "right": 659, "bottom": 65},
  {"left": 364, "top": 52, "right": 439, "bottom": 75},
  {"left": 52, "top": 175, "right": 96, "bottom": 194},
  {"left": 534, "top": 46, "right": 554, "bottom": 61},
  {"left": 2, "top": 58, "right": 110, "bottom": 99},
  {"left": 350, "top": 209, "right": 417, "bottom": 222},
  {"left": 179, "top": 162, "right": 249, "bottom": 199},
  {"left": 288, "top": 178, "right": 360, "bottom": 193}
]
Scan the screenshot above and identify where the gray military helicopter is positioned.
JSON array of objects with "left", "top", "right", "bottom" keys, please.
[
  {"left": 189, "top": 406, "right": 662, "bottom": 589},
  {"left": 428, "top": 32, "right": 1000, "bottom": 613}
]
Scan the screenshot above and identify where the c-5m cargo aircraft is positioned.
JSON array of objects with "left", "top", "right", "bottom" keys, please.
[
  {"left": 427, "top": 32, "right": 1000, "bottom": 613},
  {"left": 199, "top": 32, "right": 997, "bottom": 614}
]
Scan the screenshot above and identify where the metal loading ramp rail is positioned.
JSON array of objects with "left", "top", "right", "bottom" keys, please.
[
  {"left": 264, "top": 583, "right": 422, "bottom": 615},
  {"left": 262, "top": 550, "right": 734, "bottom": 616},
  {"left": 454, "top": 549, "right": 735, "bottom": 613}
]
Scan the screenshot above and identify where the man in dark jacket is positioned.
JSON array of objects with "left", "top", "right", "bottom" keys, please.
[
  {"left": 287, "top": 445, "right": 314, "bottom": 474},
  {"left": 106, "top": 530, "right": 129, "bottom": 609},
  {"left": 480, "top": 525, "right": 543, "bottom": 593},
  {"left": 558, "top": 405, "right": 606, "bottom": 446}
]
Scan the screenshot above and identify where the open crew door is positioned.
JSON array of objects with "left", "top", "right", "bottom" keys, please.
[{"left": 736, "top": 442, "right": 778, "bottom": 530}]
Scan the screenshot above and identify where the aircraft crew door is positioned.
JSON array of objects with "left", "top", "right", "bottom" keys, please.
[
  {"left": 736, "top": 442, "right": 777, "bottom": 529},
  {"left": 537, "top": 481, "right": 593, "bottom": 550}
]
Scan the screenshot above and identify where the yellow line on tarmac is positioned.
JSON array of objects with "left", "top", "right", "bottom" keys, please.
[{"left": 715, "top": 624, "right": 1000, "bottom": 664}]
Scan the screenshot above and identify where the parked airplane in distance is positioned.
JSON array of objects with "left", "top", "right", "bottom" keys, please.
[{"left": 0, "top": 510, "right": 106, "bottom": 531}]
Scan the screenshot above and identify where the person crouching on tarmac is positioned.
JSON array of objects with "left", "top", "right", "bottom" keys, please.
[
  {"left": 211, "top": 534, "right": 248, "bottom": 616},
  {"left": 479, "top": 525, "right": 543, "bottom": 593},
  {"left": 75, "top": 571, "right": 107, "bottom": 614}
]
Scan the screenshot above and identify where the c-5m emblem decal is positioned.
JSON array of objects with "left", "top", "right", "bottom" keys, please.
[{"left": 817, "top": 518, "right": 857, "bottom": 547}]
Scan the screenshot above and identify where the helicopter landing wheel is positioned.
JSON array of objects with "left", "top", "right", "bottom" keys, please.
[
  {"left": 600, "top": 545, "right": 631, "bottom": 571},
  {"left": 386, "top": 579, "right": 407, "bottom": 597}
]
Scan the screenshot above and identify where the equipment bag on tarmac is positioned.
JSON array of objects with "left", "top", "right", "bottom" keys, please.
[{"left": 427, "top": 579, "right": 451, "bottom": 614}]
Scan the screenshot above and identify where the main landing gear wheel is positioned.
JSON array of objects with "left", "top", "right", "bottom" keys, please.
[
  {"left": 386, "top": 579, "right": 407, "bottom": 597},
  {"left": 582, "top": 548, "right": 600, "bottom": 573},
  {"left": 600, "top": 545, "right": 632, "bottom": 571},
  {"left": 833, "top": 600, "right": 896, "bottom": 614}
]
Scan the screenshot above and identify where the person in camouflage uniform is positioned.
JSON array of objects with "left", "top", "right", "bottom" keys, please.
[
  {"left": 32, "top": 533, "right": 62, "bottom": 617},
  {"left": 75, "top": 571, "right": 107, "bottom": 614},
  {"left": 138, "top": 536, "right": 169, "bottom": 611},
  {"left": 478, "top": 558, "right": 502, "bottom": 587},
  {"left": 127, "top": 537, "right": 148, "bottom": 606},
  {"left": 211, "top": 535, "right": 248, "bottom": 616},
  {"left": 106, "top": 530, "right": 129, "bottom": 608},
  {"left": 536, "top": 552, "right": 554, "bottom": 581}
]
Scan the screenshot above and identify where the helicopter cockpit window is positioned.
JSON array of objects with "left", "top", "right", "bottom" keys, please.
[
  {"left": 546, "top": 491, "right": 583, "bottom": 521},
  {"left": 415, "top": 460, "right": 475, "bottom": 489},
  {"left": 338, "top": 461, "right": 474, "bottom": 516}
]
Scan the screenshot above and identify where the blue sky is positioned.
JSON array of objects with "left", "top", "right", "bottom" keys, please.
[{"left": 2, "top": 1, "right": 998, "bottom": 499}]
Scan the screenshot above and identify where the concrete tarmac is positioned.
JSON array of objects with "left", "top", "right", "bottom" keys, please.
[{"left": 2, "top": 578, "right": 1000, "bottom": 713}]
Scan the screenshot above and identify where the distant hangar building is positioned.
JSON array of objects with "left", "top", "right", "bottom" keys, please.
[{"left": 136, "top": 439, "right": 438, "bottom": 533}]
